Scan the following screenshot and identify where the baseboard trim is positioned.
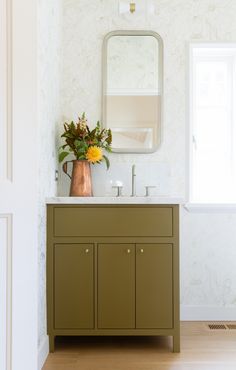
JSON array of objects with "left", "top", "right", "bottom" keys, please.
[
  {"left": 181, "top": 305, "right": 236, "bottom": 321},
  {"left": 38, "top": 335, "right": 49, "bottom": 370}
]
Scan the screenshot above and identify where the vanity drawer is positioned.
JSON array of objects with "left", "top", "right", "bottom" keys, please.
[{"left": 53, "top": 206, "right": 173, "bottom": 237}]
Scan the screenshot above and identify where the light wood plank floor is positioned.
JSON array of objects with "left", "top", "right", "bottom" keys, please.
[{"left": 43, "top": 322, "right": 236, "bottom": 370}]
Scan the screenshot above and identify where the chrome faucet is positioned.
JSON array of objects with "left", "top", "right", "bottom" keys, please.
[{"left": 131, "top": 164, "right": 136, "bottom": 196}]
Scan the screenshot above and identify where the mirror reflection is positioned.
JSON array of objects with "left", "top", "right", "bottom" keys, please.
[{"left": 103, "top": 31, "right": 163, "bottom": 153}]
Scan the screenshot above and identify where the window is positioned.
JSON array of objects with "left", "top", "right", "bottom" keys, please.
[{"left": 189, "top": 45, "right": 236, "bottom": 203}]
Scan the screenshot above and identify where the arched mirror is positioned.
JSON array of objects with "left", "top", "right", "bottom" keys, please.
[{"left": 102, "top": 30, "right": 163, "bottom": 153}]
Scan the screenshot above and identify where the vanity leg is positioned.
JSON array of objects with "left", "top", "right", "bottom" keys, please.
[
  {"left": 49, "top": 335, "right": 55, "bottom": 353},
  {"left": 173, "top": 335, "right": 180, "bottom": 353}
]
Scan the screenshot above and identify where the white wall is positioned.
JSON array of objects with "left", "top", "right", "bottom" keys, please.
[
  {"left": 38, "top": 0, "right": 62, "bottom": 362},
  {"left": 59, "top": 0, "right": 236, "bottom": 319}
]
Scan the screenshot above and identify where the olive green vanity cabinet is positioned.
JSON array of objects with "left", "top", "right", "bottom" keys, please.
[
  {"left": 136, "top": 244, "right": 173, "bottom": 329},
  {"left": 98, "top": 243, "right": 135, "bottom": 329},
  {"left": 47, "top": 204, "right": 180, "bottom": 352},
  {"left": 54, "top": 244, "right": 94, "bottom": 329}
]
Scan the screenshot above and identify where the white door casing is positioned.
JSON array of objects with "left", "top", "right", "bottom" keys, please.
[{"left": 0, "top": 0, "right": 38, "bottom": 369}]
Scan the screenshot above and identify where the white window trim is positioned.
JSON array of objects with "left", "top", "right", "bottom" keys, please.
[
  {"left": 186, "top": 42, "right": 236, "bottom": 212},
  {"left": 184, "top": 203, "right": 236, "bottom": 212}
]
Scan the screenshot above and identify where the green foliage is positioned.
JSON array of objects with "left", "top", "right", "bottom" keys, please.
[
  {"left": 103, "top": 155, "right": 110, "bottom": 170},
  {"left": 58, "top": 113, "right": 112, "bottom": 170},
  {"left": 59, "top": 151, "right": 69, "bottom": 163}
]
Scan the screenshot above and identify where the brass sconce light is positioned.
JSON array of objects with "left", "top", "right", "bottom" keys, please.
[
  {"left": 130, "top": 3, "right": 136, "bottom": 13},
  {"left": 119, "top": 0, "right": 155, "bottom": 15}
]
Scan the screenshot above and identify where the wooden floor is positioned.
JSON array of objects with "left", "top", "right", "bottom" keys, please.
[{"left": 43, "top": 322, "right": 236, "bottom": 370}]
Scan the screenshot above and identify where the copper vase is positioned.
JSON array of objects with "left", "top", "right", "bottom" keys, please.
[{"left": 62, "top": 160, "right": 93, "bottom": 196}]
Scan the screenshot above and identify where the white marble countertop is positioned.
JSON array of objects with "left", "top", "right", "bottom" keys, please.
[{"left": 46, "top": 196, "right": 186, "bottom": 205}]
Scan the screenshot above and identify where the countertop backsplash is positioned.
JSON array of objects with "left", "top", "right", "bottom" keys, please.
[{"left": 58, "top": 162, "right": 171, "bottom": 197}]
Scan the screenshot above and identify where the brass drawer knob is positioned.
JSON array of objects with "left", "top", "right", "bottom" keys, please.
[
  {"left": 85, "top": 249, "right": 89, "bottom": 253},
  {"left": 140, "top": 249, "right": 144, "bottom": 253},
  {"left": 127, "top": 249, "right": 131, "bottom": 254}
]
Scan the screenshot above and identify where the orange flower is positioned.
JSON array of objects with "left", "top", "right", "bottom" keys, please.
[{"left": 86, "top": 146, "right": 103, "bottom": 163}]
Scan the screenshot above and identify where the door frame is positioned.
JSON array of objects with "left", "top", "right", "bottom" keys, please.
[{"left": 0, "top": 0, "right": 38, "bottom": 369}]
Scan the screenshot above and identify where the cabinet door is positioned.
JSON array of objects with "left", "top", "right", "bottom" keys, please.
[
  {"left": 54, "top": 244, "right": 94, "bottom": 329},
  {"left": 136, "top": 244, "right": 173, "bottom": 328},
  {"left": 98, "top": 244, "right": 135, "bottom": 328}
]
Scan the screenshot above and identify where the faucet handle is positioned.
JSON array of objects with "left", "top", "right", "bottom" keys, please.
[
  {"left": 112, "top": 185, "right": 123, "bottom": 197},
  {"left": 145, "top": 185, "right": 156, "bottom": 197}
]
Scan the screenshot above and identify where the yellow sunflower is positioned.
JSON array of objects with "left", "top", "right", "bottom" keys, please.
[{"left": 86, "top": 146, "right": 103, "bottom": 163}]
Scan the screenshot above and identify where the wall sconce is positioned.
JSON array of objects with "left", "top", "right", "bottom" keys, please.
[
  {"left": 130, "top": 3, "right": 136, "bottom": 13},
  {"left": 119, "top": 0, "right": 155, "bottom": 15}
]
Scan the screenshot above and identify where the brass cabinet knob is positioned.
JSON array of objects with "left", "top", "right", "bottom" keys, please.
[
  {"left": 127, "top": 249, "right": 131, "bottom": 254},
  {"left": 85, "top": 249, "right": 89, "bottom": 253},
  {"left": 140, "top": 249, "right": 144, "bottom": 253}
]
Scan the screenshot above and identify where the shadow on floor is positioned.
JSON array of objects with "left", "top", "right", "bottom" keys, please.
[{"left": 54, "top": 335, "right": 173, "bottom": 353}]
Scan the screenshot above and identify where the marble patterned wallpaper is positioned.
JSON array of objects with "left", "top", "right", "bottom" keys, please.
[
  {"left": 38, "top": 0, "right": 62, "bottom": 349},
  {"left": 59, "top": 0, "right": 236, "bottom": 317},
  {"left": 181, "top": 211, "right": 236, "bottom": 307}
]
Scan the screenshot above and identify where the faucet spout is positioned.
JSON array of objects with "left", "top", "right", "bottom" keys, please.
[{"left": 131, "top": 164, "right": 136, "bottom": 197}]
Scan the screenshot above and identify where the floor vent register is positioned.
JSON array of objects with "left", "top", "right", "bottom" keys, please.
[{"left": 208, "top": 323, "right": 236, "bottom": 330}]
